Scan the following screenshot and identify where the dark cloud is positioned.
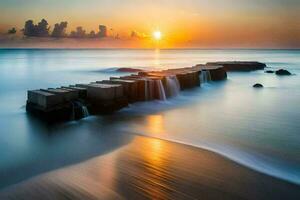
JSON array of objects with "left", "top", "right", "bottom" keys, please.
[
  {"left": 88, "top": 30, "right": 96, "bottom": 38},
  {"left": 23, "top": 20, "right": 34, "bottom": 36},
  {"left": 69, "top": 25, "right": 108, "bottom": 38},
  {"left": 70, "top": 26, "right": 86, "bottom": 38},
  {"left": 98, "top": 25, "right": 107, "bottom": 37},
  {"left": 51, "top": 22, "right": 68, "bottom": 38},
  {"left": 20, "top": 18, "right": 109, "bottom": 39},
  {"left": 7, "top": 27, "right": 16, "bottom": 34},
  {"left": 23, "top": 19, "right": 49, "bottom": 37}
]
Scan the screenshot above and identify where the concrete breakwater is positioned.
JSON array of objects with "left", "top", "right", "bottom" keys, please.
[{"left": 26, "top": 61, "right": 265, "bottom": 122}]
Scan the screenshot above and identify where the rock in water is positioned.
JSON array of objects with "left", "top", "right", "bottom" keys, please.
[
  {"left": 265, "top": 70, "right": 274, "bottom": 73},
  {"left": 275, "top": 69, "right": 291, "bottom": 76},
  {"left": 253, "top": 83, "right": 263, "bottom": 88}
]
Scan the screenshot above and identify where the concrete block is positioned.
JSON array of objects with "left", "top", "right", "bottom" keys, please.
[
  {"left": 41, "top": 88, "right": 78, "bottom": 102},
  {"left": 59, "top": 88, "right": 79, "bottom": 99},
  {"left": 176, "top": 73, "right": 188, "bottom": 90},
  {"left": 209, "top": 67, "right": 227, "bottom": 81},
  {"left": 101, "top": 79, "right": 138, "bottom": 103},
  {"left": 206, "top": 61, "right": 266, "bottom": 71},
  {"left": 75, "top": 84, "right": 90, "bottom": 89},
  {"left": 63, "top": 86, "right": 87, "bottom": 99},
  {"left": 119, "top": 76, "right": 147, "bottom": 101},
  {"left": 86, "top": 83, "right": 123, "bottom": 101},
  {"left": 27, "top": 90, "right": 63, "bottom": 109}
]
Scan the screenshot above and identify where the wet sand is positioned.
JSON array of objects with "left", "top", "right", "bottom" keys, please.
[{"left": 1, "top": 136, "right": 299, "bottom": 200}]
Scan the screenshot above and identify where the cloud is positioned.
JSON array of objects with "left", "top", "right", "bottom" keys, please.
[
  {"left": 130, "top": 30, "right": 148, "bottom": 39},
  {"left": 98, "top": 25, "right": 107, "bottom": 37},
  {"left": 23, "top": 19, "right": 50, "bottom": 37},
  {"left": 70, "top": 26, "right": 86, "bottom": 38},
  {"left": 51, "top": 22, "right": 68, "bottom": 38},
  {"left": 69, "top": 25, "right": 109, "bottom": 38}
]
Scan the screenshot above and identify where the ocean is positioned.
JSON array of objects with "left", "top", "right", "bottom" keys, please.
[{"left": 0, "top": 49, "right": 299, "bottom": 189}]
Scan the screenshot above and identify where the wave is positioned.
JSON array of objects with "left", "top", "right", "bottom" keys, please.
[
  {"left": 147, "top": 135, "right": 300, "bottom": 186},
  {"left": 116, "top": 85, "right": 300, "bottom": 186}
]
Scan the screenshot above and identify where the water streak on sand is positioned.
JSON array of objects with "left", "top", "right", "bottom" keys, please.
[{"left": 1, "top": 136, "right": 299, "bottom": 200}]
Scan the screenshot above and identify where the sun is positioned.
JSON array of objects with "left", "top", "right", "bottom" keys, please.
[{"left": 153, "top": 31, "right": 162, "bottom": 40}]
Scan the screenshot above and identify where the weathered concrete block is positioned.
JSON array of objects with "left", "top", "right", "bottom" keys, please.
[
  {"left": 85, "top": 83, "right": 123, "bottom": 101},
  {"left": 209, "top": 67, "right": 227, "bottom": 81},
  {"left": 27, "top": 90, "right": 63, "bottom": 109},
  {"left": 119, "top": 76, "right": 147, "bottom": 101},
  {"left": 101, "top": 79, "right": 138, "bottom": 103},
  {"left": 176, "top": 73, "right": 189, "bottom": 90},
  {"left": 63, "top": 86, "right": 87, "bottom": 99},
  {"left": 71, "top": 83, "right": 127, "bottom": 115},
  {"left": 193, "top": 71, "right": 201, "bottom": 86},
  {"left": 186, "top": 71, "right": 200, "bottom": 88},
  {"left": 41, "top": 88, "right": 78, "bottom": 102},
  {"left": 206, "top": 61, "right": 266, "bottom": 71},
  {"left": 140, "top": 69, "right": 200, "bottom": 90},
  {"left": 130, "top": 75, "right": 167, "bottom": 100},
  {"left": 89, "top": 97, "right": 128, "bottom": 115},
  {"left": 59, "top": 88, "right": 79, "bottom": 99},
  {"left": 75, "top": 84, "right": 88, "bottom": 88},
  {"left": 137, "top": 73, "right": 168, "bottom": 98},
  {"left": 76, "top": 83, "right": 127, "bottom": 114},
  {"left": 193, "top": 64, "right": 227, "bottom": 81}
]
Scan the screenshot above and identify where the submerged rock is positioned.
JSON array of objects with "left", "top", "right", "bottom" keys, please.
[
  {"left": 265, "top": 70, "right": 274, "bottom": 73},
  {"left": 275, "top": 69, "right": 291, "bottom": 76},
  {"left": 253, "top": 83, "right": 263, "bottom": 88},
  {"left": 117, "top": 68, "right": 144, "bottom": 73}
]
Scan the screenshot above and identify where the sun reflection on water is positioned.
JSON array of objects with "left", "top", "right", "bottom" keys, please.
[
  {"left": 154, "top": 49, "right": 161, "bottom": 69},
  {"left": 146, "top": 114, "right": 165, "bottom": 136}
]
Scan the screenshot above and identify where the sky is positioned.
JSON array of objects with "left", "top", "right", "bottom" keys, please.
[{"left": 0, "top": 0, "right": 299, "bottom": 48}]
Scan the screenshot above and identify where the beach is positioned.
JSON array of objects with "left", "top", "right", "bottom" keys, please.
[{"left": 1, "top": 136, "right": 299, "bottom": 200}]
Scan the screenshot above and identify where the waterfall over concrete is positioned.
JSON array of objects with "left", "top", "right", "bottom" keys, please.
[
  {"left": 156, "top": 80, "right": 167, "bottom": 101},
  {"left": 166, "top": 75, "right": 181, "bottom": 97},
  {"left": 79, "top": 103, "right": 89, "bottom": 118},
  {"left": 200, "top": 70, "right": 211, "bottom": 83},
  {"left": 76, "top": 101, "right": 90, "bottom": 118},
  {"left": 71, "top": 101, "right": 89, "bottom": 120}
]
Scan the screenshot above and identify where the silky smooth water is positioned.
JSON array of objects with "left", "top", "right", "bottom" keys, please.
[{"left": 0, "top": 49, "right": 299, "bottom": 188}]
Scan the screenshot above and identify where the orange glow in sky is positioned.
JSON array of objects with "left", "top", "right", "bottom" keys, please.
[{"left": 0, "top": 0, "right": 299, "bottom": 48}]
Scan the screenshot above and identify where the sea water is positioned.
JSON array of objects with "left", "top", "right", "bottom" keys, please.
[{"left": 0, "top": 49, "right": 299, "bottom": 188}]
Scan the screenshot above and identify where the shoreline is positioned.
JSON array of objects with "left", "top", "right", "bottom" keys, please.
[
  {"left": 1, "top": 135, "right": 299, "bottom": 200},
  {"left": 129, "top": 132, "right": 300, "bottom": 186}
]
